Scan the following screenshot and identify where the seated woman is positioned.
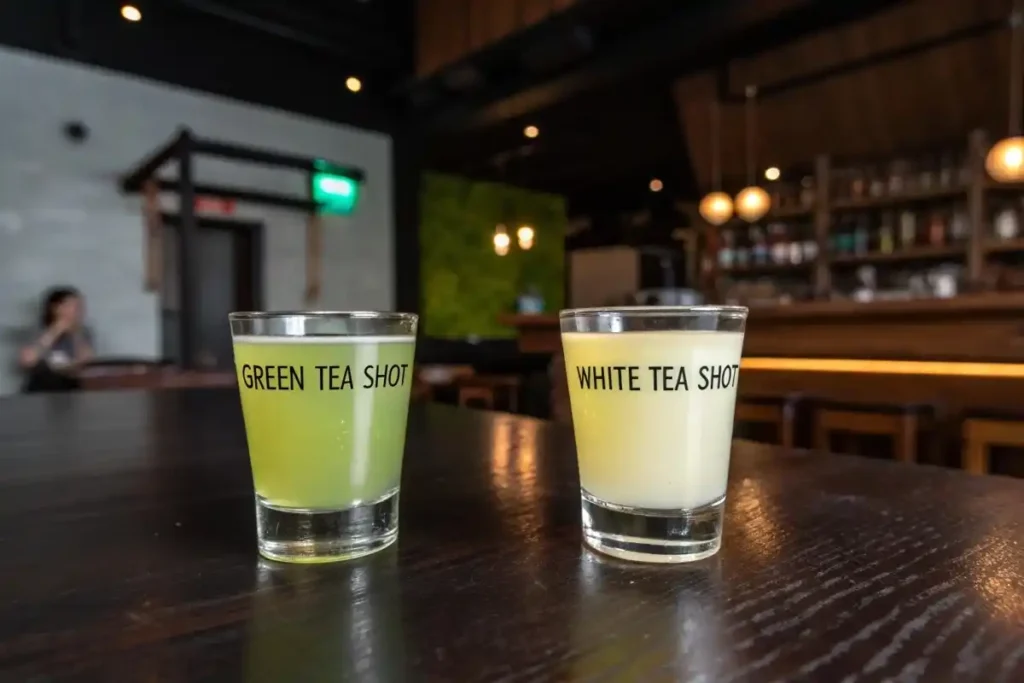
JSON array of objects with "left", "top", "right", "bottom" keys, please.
[{"left": 19, "top": 287, "right": 94, "bottom": 392}]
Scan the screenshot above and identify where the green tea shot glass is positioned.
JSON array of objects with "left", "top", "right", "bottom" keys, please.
[{"left": 229, "top": 311, "right": 417, "bottom": 563}]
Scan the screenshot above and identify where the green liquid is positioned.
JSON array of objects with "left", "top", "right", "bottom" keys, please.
[{"left": 233, "top": 335, "right": 415, "bottom": 509}]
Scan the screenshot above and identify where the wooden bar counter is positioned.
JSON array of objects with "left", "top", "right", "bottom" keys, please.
[
  {"left": 503, "top": 295, "right": 1024, "bottom": 439},
  {"left": 502, "top": 294, "right": 1024, "bottom": 361}
]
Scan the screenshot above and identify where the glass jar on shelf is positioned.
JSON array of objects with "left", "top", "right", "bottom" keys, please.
[
  {"left": 949, "top": 202, "right": 970, "bottom": 242},
  {"left": 888, "top": 159, "right": 909, "bottom": 195},
  {"left": 868, "top": 165, "right": 886, "bottom": 198},
  {"left": 939, "top": 153, "right": 956, "bottom": 188}
]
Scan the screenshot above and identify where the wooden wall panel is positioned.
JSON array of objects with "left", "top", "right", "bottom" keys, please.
[
  {"left": 417, "top": 0, "right": 579, "bottom": 76},
  {"left": 673, "top": 0, "right": 1015, "bottom": 190}
]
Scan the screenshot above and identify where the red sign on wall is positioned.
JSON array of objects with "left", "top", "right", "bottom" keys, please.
[{"left": 194, "top": 196, "right": 237, "bottom": 215}]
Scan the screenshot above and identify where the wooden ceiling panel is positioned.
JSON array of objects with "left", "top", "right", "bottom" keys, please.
[
  {"left": 674, "top": 0, "right": 1016, "bottom": 191},
  {"left": 416, "top": 0, "right": 581, "bottom": 76}
]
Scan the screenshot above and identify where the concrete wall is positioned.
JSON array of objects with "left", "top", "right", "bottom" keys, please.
[{"left": 0, "top": 47, "right": 394, "bottom": 395}]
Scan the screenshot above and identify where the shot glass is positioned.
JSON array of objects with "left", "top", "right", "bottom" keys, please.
[
  {"left": 560, "top": 306, "right": 748, "bottom": 563},
  {"left": 230, "top": 311, "right": 417, "bottom": 563}
]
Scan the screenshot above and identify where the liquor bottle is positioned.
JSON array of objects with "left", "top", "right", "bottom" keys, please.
[
  {"left": 928, "top": 211, "right": 946, "bottom": 246},
  {"left": 853, "top": 215, "right": 870, "bottom": 254},
  {"left": 839, "top": 218, "right": 855, "bottom": 254},
  {"left": 899, "top": 210, "right": 917, "bottom": 248},
  {"left": 789, "top": 241, "right": 803, "bottom": 264},
  {"left": 995, "top": 203, "right": 1019, "bottom": 241},
  {"left": 751, "top": 226, "right": 768, "bottom": 264},
  {"left": 868, "top": 166, "right": 886, "bottom": 198},
  {"left": 850, "top": 167, "right": 866, "bottom": 199},
  {"left": 917, "top": 154, "right": 935, "bottom": 192},
  {"left": 888, "top": 160, "right": 907, "bottom": 196},
  {"left": 939, "top": 153, "right": 955, "bottom": 188},
  {"left": 800, "top": 176, "right": 815, "bottom": 208},
  {"left": 803, "top": 237, "right": 819, "bottom": 262},
  {"left": 735, "top": 231, "right": 750, "bottom": 267},
  {"left": 767, "top": 223, "right": 786, "bottom": 264},
  {"left": 879, "top": 211, "right": 895, "bottom": 254},
  {"left": 949, "top": 204, "right": 970, "bottom": 242},
  {"left": 719, "top": 229, "right": 735, "bottom": 269},
  {"left": 957, "top": 155, "right": 972, "bottom": 187}
]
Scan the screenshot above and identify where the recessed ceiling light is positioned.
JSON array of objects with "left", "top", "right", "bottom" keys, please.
[
  {"left": 524, "top": 125, "right": 539, "bottom": 139},
  {"left": 121, "top": 5, "right": 142, "bottom": 22},
  {"left": 765, "top": 166, "right": 781, "bottom": 181},
  {"left": 649, "top": 178, "right": 664, "bottom": 192},
  {"left": 346, "top": 76, "right": 362, "bottom": 93}
]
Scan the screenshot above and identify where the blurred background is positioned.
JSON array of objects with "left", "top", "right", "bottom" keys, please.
[{"left": 4, "top": 0, "right": 1024, "bottom": 475}]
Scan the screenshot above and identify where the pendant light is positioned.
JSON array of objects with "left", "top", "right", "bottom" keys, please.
[
  {"left": 493, "top": 157, "right": 512, "bottom": 256},
  {"left": 987, "top": 2, "right": 1024, "bottom": 183},
  {"left": 698, "top": 99, "right": 734, "bottom": 225},
  {"left": 735, "top": 85, "right": 771, "bottom": 222}
]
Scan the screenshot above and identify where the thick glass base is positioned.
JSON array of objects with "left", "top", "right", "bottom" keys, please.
[
  {"left": 256, "top": 490, "right": 399, "bottom": 564},
  {"left": 580, "top": 490, "right": 724, "bottom": 564}
]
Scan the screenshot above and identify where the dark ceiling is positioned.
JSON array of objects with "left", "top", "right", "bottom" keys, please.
[
  {"left": 1, "top": 0, "right": 945, "bottom": 246},
  {"left": 0, "top": 0, "right": 416, "bottom": 133}
]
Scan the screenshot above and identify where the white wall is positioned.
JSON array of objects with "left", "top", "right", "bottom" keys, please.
[{"left": 0, "top": 47, "right": 394, "bottom": 394}]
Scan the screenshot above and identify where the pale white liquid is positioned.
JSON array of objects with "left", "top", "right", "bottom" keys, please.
[{"left": 562, "top": 330, "right": 744, "bottom": 510}]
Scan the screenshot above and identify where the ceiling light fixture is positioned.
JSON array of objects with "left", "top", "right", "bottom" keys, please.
[
  {"left": 649, "top": 178, "right": 664, "bottom": 192},
  {"left": 698, "top": 100, "right": 734, "bottom": 225},
  {"left": 346, "top": 77, "right": 362, "bottom": 93},
  {"left": 524, "top": 125, "right": 539, "bottom": 139},
  {"left": 121, "top": 5, "right": 142, "bottom": 22},
  {"left": 735, "top": 86, "right": 771, "bottom": 222},
  {"left": 987, "top": 2, "right": 1024, "bottom": 183},
  {"left": 765, "top": 167, "right": 781, "bottom": 181}
]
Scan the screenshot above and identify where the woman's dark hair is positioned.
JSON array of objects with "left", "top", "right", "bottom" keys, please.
[{"left": 40, "top": 286, "right": 80, "bottom": 328}]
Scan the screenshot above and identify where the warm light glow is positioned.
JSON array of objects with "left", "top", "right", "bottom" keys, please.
[
  {"left": 986, "top": 136, "right": 1024, "bottom": 183},
  {"left": 345, "top": 76, "right": 362, "bottom": 93},
  {"left": 517, "top": 225, "right": 535, "bottom": 250},
  {"left": 735, "top": 186, "right": 771, "bottom": 222},
  {"left": 120, "top": 4, "right": 141, "bottom": 21},
  {"left": 741, "top": 357, "right": 1024, "bottom": 379},
  {"left": 494, "top": 225, "right": 510, "bottom": 255},
  {"left": 649, "top": 178, "right": 664, "bottom": 192},
  {"left": 764, "top": 167, "right": 781, "bottom": 181},
  {"left": 698, "top": 191, "right": 733, "bottom": 226},
  {"left": 524, "top": 125, "right": 539, "bottom": 139}
]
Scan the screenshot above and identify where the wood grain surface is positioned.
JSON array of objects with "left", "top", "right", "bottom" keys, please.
[{"left": 0, "top": 390, "right": 1023, "bottom": 682}]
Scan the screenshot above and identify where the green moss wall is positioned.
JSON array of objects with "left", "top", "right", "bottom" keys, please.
[{"left": 420, "top": 173, "right": 565, "bottom": 338}]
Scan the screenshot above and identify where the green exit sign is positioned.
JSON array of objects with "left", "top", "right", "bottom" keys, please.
[{"left": 311, "top": 162, "right": 361, "bottom": 215}]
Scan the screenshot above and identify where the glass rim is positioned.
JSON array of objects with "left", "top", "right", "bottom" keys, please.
[
  {"left": 559, "top": 305, "right": 748, "bottom": 319},
  {"left": 229, "top": 310, "right": 418, "bottom": 322}
]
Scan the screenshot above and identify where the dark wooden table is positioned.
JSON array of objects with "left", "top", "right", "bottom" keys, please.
[{"left": 1, "top": 390, "right": 1024, "bottom": 682}]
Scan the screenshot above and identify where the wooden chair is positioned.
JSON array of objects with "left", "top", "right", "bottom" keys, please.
[
  {"left": 814, "top": 401, "right": 931, "bottom": 463},
  {"left": 457, "top": 386, "right": 495, "bottom": 410},
  {"left": 962, "top": 416, "right": 1024, "bottom": 474},
  {"left": 456, "top": 375, "right": 521, "bottom": 412},
  {"left": 735, "top": 395, "right": 802, "bottom": 448}
]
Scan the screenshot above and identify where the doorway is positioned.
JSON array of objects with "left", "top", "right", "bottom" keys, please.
[{"left": 160, "top": 214, "right": 264, "bottom": 370}]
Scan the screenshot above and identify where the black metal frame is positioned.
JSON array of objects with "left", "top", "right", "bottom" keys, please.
[{"left": 119, "top": 127, "right": 369, "bottom": 369}]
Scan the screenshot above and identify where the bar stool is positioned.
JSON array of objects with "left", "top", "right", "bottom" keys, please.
[
  {"left": 734, "top": 395, "right": 802, "bottom": 448},
  {"left": 457, "top": 386, "right": 495, "bottom": 410},
  {"left": 814, "top": 401, "right": 932, "bottom": 463},
  {"left": 457, "top": 375, "right": 520, "bottom": 412},
  {"left": 962, "top": 414, "right": 1024, "bottom": 474}
]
